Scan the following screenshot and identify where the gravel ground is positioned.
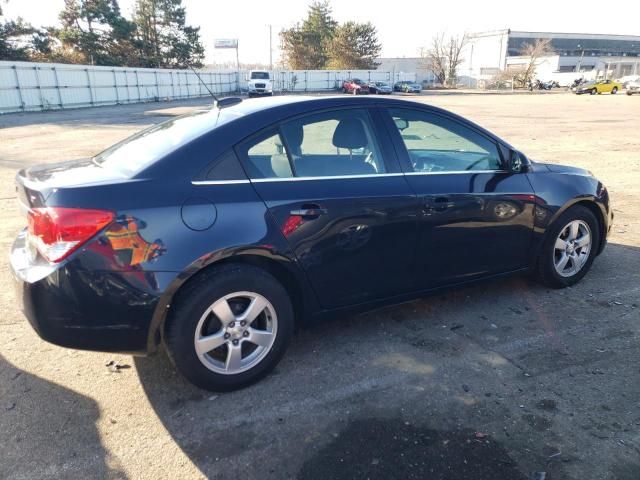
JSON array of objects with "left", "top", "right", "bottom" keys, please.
[{"left": 0, "top": 92, "right": 639, "bottom": 480}]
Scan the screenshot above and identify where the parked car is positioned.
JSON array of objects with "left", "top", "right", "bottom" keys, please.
[
  {"left": 393, "top": 81, "right": 409, "bottom": 92},
  {"left": 626, "top": 80, "right": 640, "bottom": 95},
  {"left": 575, "top": 79, "right": 622, "bottom": 95},
  {"left": 368, "top": 81, "right": 393, "bottom": 94},
  {"left": 342, "top": 78, "right": 369, "bottom": 94},
  {"left": 394, "top": 81, "right": 422, "bottom": 93},
  {"left": 246, "top": 70, "right": 273, "bottom": 97},
  {"left": 403, "top": 82, "right": 422, "bottom": 93},
  {"left": 11, "top": 95, "right": 612, "bottom": 391}
]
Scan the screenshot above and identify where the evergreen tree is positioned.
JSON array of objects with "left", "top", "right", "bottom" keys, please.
[
  {"left": 0, "top": 6, "right": 45, "bottom": 61},
  {"left": 280, "top": 0, "right": 337, "bottom": 70},
  {"left": 57, "top": 0, "right": 138, "bottom": 65},
  {"left": 327, "top": 22, "right": 381, "bottom": 70},
  {"left": 281, "top": 1, "right": 381, "bottom": 71},
  {"left": 133, "top": 0, "right": 204, "bottom": 68}
]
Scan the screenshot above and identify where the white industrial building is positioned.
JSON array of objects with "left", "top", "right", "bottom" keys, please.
[{"left": 459, "top": 30, "right": 640, "bottom": 87}]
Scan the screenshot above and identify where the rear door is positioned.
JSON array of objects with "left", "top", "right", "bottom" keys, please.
[
  {"left": 381, "top": 106, "right": 535, "bottom": 289},
  {"left": 237, "top": 107, "right": 419, "bottom": 309}
]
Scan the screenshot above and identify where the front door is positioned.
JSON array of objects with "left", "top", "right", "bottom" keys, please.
[
  {"left": 382, "top": 106, "right": 535, "bottom": 289},
  {"left": 236, "top": 107, "right": 419, "bottom": 308}
]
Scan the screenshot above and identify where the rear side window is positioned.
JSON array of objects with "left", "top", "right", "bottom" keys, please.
[
  {"left": 389, "top": 108, "right": 502, "bottom": 173},
  {"left": 201, "top": 150, "right": 247, "bottom": 181},
  {"left": 95, "top": 109, "right": 242, "bottom": 176},
  {"left": 238, "top": 108, "right": 385, "bottom": 179},
  {"left": 240, "top": 130, "right": 293, "bottom": 179}
]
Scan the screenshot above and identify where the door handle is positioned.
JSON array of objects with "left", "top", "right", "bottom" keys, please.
[
  {"left": 290, "top": 205, "right": 327, "bottom": 219},
  {"left": 431, "top": 197, "right": 451, "bottom": 212}
]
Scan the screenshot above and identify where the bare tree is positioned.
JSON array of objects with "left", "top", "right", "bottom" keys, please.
[
  {"left": 421, "top": 32, "right": 468, "bottom": 87},
  {"left": 519, "top": 38, "right": 554, "bottom": 86}
]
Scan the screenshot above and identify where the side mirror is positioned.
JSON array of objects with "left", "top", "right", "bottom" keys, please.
[
  {"left": 509, "top": 150, "right": 527, "bottom": 173},
  {"left": 394, "top": 118, "right": 409, "bottom": 131}
]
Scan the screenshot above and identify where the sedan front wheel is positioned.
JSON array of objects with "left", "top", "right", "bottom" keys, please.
[{"left": 535, "top": 205, "right": 599, "bottom": 288}]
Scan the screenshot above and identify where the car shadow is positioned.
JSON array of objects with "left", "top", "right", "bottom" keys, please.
[
  {"left": 0, "top": 353, "right": 127, "bottom": 479},
  {"left": 134, "top": 242, "right": 637, "bottom": 479}
]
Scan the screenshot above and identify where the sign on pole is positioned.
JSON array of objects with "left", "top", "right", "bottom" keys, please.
[{"left": 214, "top": 39, "right": 238, "bottom": 49}]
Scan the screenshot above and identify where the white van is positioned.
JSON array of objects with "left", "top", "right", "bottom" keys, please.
[{"left": 247, "top": 71, "right": 273, "bottom": 97}]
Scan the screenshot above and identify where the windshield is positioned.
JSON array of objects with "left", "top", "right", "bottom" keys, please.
[
  {"left": 250, "top": 72, "right": 269, "bottom": 79},
  {"left": 353, "top": 79, "right": 363, "bottom": 84},
  {"left": 94, "top": 109, "right": 242, "bottom": 176},
  {"left": 376, "top": 82, "right": 389, "bottom": 86}
]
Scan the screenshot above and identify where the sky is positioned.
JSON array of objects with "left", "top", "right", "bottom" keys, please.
[{"left": 3, "top": 0, "right": 640, "bottom": 65}]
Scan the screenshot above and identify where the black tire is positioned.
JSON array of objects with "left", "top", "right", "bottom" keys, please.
[
  {"left": 590, "top": 89, "right": 597, "bottom": 95},
  {"left": 611, "top": 87, "right": 618, "bottom": 94},
  {"left": 165, "top": 264, "right": 294, "bottom": 391},
  {"left": 534, "top": 205, "right": 600, "bottom": 289}
]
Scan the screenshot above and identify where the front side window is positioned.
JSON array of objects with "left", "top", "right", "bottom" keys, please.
[
  {"left": 389, "top": 108, "right": 502, "bottom": 173},
  {"left": 239, "top": 109, "right": 385, "bottom": 179}
]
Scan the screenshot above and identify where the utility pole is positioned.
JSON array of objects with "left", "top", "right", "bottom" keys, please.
[{"left": 269, "top": 24, "right": 273, "bottom": 70}]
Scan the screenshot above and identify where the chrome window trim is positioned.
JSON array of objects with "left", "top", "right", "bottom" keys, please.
[
  {"left": 192, "top": 179, "right": 251, "bottom": 185},
  {"left": 250, "top": 173, "right": 405, "bottom": 182},
  {"left": 191, "top": 170, "right": 512, "bottom": 185},
  {"left": 404, "top": 170, "right": 509, "bottom": 176}
]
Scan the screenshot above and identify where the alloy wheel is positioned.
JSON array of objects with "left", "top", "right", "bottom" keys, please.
[
  {"left": 193, "top": 291, "right": 277, "bottom": 374},
  {"left": 553, "top": 220, "right": 592, "bottom": 277}
]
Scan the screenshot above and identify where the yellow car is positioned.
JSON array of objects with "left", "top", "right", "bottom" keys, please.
[{"left": 575, "top": 79, "right": 623, "bottom": 95}]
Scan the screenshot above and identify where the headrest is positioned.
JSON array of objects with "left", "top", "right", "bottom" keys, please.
[
  {"left": 332, "top": 118, "right": 368, "bottom": 150},
  {"left": 271, "top": 153, "right": 293, "bottom": 178}
]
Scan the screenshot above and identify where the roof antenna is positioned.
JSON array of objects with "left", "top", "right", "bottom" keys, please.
[{"left": 187, "top": 64, "right": 242, "bottom": 109}]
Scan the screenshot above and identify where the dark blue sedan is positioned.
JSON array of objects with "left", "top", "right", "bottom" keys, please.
[{"left": 11, "top": 95, "right": 612, "bottom": 391}]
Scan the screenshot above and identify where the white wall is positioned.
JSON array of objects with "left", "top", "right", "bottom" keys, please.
[
  {"left": 0, "top": 61, "right": 239, "bottom": 113},
  {"left": 459, "top": 30, "right": 509, "bottom": 83},
  {"left": 0, "top": 61, "right": 419, "bottom": 113}
]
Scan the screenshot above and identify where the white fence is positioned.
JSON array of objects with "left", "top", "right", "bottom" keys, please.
[
  {"left": 0, "top": 61, "right": 419, "bottom": 114},
  {"left": 0, "top": 61, "right": 238, "bottom": 113}
]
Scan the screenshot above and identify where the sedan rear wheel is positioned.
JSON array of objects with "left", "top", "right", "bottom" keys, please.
[
  {"left": 535, "top": 205, "right": 599, "bottom": 288},
  {"left": 611, "top": 87, "right": 618, "bottom": 94},
  {"left": 166, "top": 264, "right": 294, "bottom": 391},
  {"left": 194, "top": 291, "right": 278, "bottom": 375}
]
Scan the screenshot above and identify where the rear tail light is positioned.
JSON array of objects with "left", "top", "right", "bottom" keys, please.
[{"left": 27, "top": 207, "right": 114, "bottom": 263}]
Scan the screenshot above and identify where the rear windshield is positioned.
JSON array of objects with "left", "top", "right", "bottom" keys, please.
[{"left": 94, "top": 109, "right": 242, "bottom": 176}]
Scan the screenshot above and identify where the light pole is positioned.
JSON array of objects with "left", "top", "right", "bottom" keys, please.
[
  {"left": 576, "top": 44, "right": 584, "bottom": 73},
  {"left": 268, "top": 24, "right": 273, "bottom": 70}
]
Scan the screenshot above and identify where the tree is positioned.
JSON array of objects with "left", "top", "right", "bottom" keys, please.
[
  {"left": 0, "top": 17, "right": 35, "bottom": 60},
  {"left": 519, "top": 38, "right": 554, "bottom": 86},
  {"left": 280, "top": 1, "right": 381, "bottom": 71},
  {"left": 133, "top": 0, "right": 205, "bottom": 69},
  {"left": 421, "top": 32, "right": 468, "bottom": 87},
  {"left": 280, "top": 1, "right": 337, "bottom": 70},
  {"left": 0, "top": 4, "right": 49, "bottom": 61},
  {"left": 327, "top": 22, "right": 380, "bottom": 70},
  {"left": 57, "top": 0, "right": 138, "bottom": 65},
  {"left": 279, "top": 26, "right": 323, "bottom": 69}
]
